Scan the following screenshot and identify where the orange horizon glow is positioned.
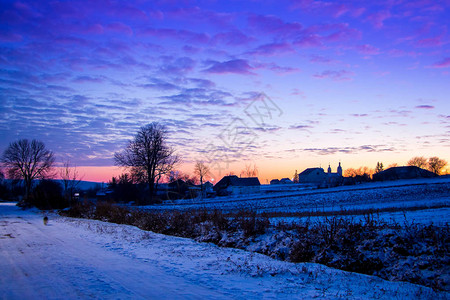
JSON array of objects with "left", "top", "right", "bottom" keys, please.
[{"left": 60, "top": 153, "right": 450, "bottom": 184}]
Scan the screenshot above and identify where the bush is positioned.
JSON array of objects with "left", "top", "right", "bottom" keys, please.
[
  {"left": 59, "top": 203, "right": 449, "bottom": 291},
  {"left": 32, "top": 180, "right": 68, "bottom": 209}
]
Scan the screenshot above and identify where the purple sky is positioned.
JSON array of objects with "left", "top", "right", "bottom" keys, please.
[{"left": 1, "top": 0, "right": 449, "bottom": 182}]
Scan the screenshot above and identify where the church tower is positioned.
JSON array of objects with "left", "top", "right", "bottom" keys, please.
[
  {"left": 327, "top": 164, "right": 332, "bottom": 174},
  {"left": 337, "top": 162, "right": 343, "bottom": 176}
]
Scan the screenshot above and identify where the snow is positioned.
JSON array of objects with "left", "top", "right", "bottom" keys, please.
[
  {"left": 1, "top": 202, "right": 446, "bottom": 299},
  {"left": 145, "top": 177, "right": 450, "bottom": 226}
]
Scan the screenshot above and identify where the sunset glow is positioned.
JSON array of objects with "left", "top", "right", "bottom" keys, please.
[{"left": 1, "top": 1, "right": 449, "bottom": 183}]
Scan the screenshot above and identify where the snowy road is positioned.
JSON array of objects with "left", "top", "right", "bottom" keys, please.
[
  {"left": 0, "top": 203, "right": 226, "bottom": 299},
  {"left": 0, "top": 202, "right": 446, "bottom": 299}
]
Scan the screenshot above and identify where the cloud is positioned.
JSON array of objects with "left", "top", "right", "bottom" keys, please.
[
  {"left": 106, "top": 22, "right": 133, "bottom": 35},
  {"left": 159, "top": 57, "right": 196, "bottom": 74},
  {"left": 158, "top": 87, "right": 235, "bottom": 107},
  {"left": 204, "top": 59, "right": 255, "bottom": 75},
  {"left": 431, "top": 57, "right": 450, "bottom": 68},
  {"left": 416, "top": 36, "right": 442, "bottom": 47},
  {"left": 138, "top": 78, "right": 180, "bottom": 91},
  {"left": 139, "top": 27, "right": 210, "bottom": 44},
  {"left": 355, "top": 44, "right": 380, "bottom": 55},
  {"left": 211, "top": 30, "right": 254, "bottom": 46},
  {"left": 248, "top": 14, "right": 303, "bottom": 39},
  {"left": 247, "top": 42, "right": 294, "bottom": 56},
  {"left": 367, "top": 10, "right": 391, "bottom": 29},
  {"left": 289, "top": 124, "right": 313, "bottom": 130},
  {"left": 313, "top": 70, "right": 354, "bottom": 81},
  {"left": 415, "top": 105, "right": 434, "bottom": 109},
  {"left": 302, "top": 145, "right": 395, "bottom": 155},
  {"left": 293, "top": 23, "right": 361, "bottom": 48},
  {"left": 310, "top": 55, "right": 337, "bottom": 64},
  {"left": 166, "top": 7, "right": 234, "bottom": 28},
  {"left": 72, "top": 76, "right": 104, "bottom": 83}
]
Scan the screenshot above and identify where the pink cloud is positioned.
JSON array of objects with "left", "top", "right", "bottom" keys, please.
[
  {"left": 248, "top": 14, "right": 302, "bottom": 39},
  {"left": 85, "top": 24, "right": 104, "bottom": 35},
  {"left": 167, "top": 7, "right": 233, "bottom": 27},
  {"left": 211, "top": 30, "right": 254, "bottom": 46},
  {"left": 323, "top": 25, "right": 361, "bottom": 43},
  {"left": 290, "top": 1, "right": 366, "bottom": 19},
  {"left": 139, "top": 27, "right": 209, "bottom": 44},
  {"left": 388, "top": 49, "right": 419, "bottom": 58},
  {"left": 367, "top": 10, "right": 391, "bottom": 29},
  {"left": 107, "top": 22, "right": 133, "bottom": 36},
  {"left": 300, "top": 23, "right": 361, "bottom": 46},
  {"left": 294, "top": 35, "right": 322, "bottom": 48},
  {"left": 416, "top": 36, "right": 442, "bottom": 47},
  {"left": 310, "top": 55, "right": 335, "bottom": 64},
  {"left": 204, "top": 59, "right": 255, "bottom": 75},
  {"left": 356, "top": 44, "right": 380, "bottom": 55},
  {"left": 431, "top": 57, "right": 450, "bottom": 68},
  {"left": 111, "top": 4, "right": 148, "bottom": 20}
]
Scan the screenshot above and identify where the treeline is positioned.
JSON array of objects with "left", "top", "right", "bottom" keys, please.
[{"left": 343, "top": 156, "right": 447, "bottom": 182}]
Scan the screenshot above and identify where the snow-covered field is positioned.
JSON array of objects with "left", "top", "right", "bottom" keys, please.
[
  {"left": 1, "top": 202, "right": 447, "bottom": 299},
  {"left": 148, "top": 177, "right": 450, "bottom": 225}
]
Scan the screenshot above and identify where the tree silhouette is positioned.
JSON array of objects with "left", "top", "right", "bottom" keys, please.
[
  {"left": 428, "top": 157, "right": 447, "bottom": 175},
  {"left": 293, "top": 170, "right": 299, "bottom": 183},
  {"left": 375, "top": 162, "right": 384, "bottom": 174},
  {"left": 407, "top": 156, "right": 427, "bottom": 169},
  {"left": 114, "top": 123, "right": 179, "bottom": 204},
  {"left": 60, "top": 160, "right": 83, "bottom": 206},
  {"left": 194, "top": 161, "right": 210, "bottom": 199},
  {"left": 1, "top": 139, "right": 55, "bottom": 203},
  {"left": 241, "top": 164, "right": 258, "bottom": 177}
]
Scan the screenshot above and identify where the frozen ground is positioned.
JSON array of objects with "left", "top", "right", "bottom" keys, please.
[
  {"left": 1, "top": 202, "right": 446, "bottom": 299},
  {"left": 148, "top": 177, "right": 450, "bottom": 225}
]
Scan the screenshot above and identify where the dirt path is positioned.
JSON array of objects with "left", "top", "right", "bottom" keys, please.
[{"left": 0, "top": 203, "right": 227, "bottom": 299}]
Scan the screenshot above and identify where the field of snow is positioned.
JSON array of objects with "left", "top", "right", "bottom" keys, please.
[
  {"left": 1, "top": 202, "right": 447, "bottom": 299},
  {"left": 148, "top": 177, "right": 450, "bottom": 225}
]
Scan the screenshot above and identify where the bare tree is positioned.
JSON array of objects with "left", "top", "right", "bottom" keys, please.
[
  {"left": 241, "top": 164, "right": 258, "bottom": 177},
  {"left": 293, "top": 170, "right": 299, "bottom": 183},
  {"left": 343, "top": 166, "right": 374, "bottom": 178},
  {"left": 375, "top": 162, "right": 384, "bottom": 174},
  {"left": 428, "top": 156, "right": 447, "bottom": 175},
  {"left": 60, "top": 161, "right": 83, "bottom": 205},
  {"left": 1, "top": 139, "right": 55, "bottom": 202},
  {"left": 194, "top": 161, "right": 210, "bottom": 198},
  {"left": 407, "top": 156, "right": 427, "bottom": 169},
  {"left": 114, "top": 123, "right": 179, "bottom": 203}
]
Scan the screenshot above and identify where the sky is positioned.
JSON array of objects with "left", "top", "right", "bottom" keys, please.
[{"left": 1, "top": 0, "right": 449, "bottom": 183}]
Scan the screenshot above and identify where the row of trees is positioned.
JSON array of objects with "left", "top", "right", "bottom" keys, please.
[
  {"left": 0, "top": 139, "right": 84, "bottom": 208},
  {"left": 407, "top": 156, "right": 448, "bottom": 175},
  {"left": 343, "top": 156, "right": 448, "bottom": 180}
]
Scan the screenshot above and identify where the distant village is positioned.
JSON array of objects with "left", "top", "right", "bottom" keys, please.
[{"left": 139, "top": 163, "right": 438, "bottom": 201}]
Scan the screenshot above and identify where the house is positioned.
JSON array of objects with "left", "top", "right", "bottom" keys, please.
[
  {"left": 280, "top": 178, "right": 293, "bottom": 184},
  {"left": 373, "top": 166, "right": 436, "bottom": 181},
  {"left": 270, "top": 179, "right": 280, "bottom": 185},
  {"left": 213, "top": 175, "right": 261, "bottom": 196},
  {"left": 195, "top": 181, "right": 215, "bottom": 198},
  {"left": 202, "top": 181, "right": 214, "bottom": 193},
  {"left": 298, "top": 168, "right": 327, "bottom": 183},
  {"left": 298, "top": 163, "right": 343, "bottom": 187}
]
